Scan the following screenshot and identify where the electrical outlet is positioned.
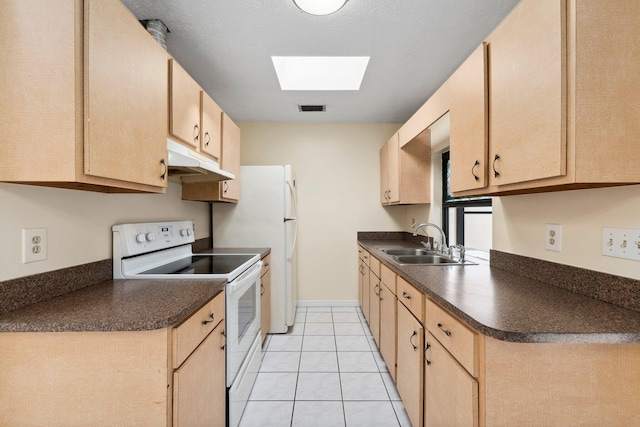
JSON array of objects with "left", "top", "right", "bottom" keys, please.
[
  {"left": 23, "top": 228, "right": 47, "bottom": 263},
  {"left": 602, "top": 227, "right": 640, "bottom": 261},
  {"left": 545, "top": 224, "right": 562, "bottom": 252}
]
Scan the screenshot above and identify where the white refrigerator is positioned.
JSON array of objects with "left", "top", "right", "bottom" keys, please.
[{"left": 212, "top": 165, "right": 298, "bottom": 334}]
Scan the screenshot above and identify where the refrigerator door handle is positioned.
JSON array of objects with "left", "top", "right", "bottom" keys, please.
[
  {"left": 286, "top": 180, "right": 298, "bottom": 261},
  {"left": 284, "top": 217, "right": 296, "bottom": 222}
]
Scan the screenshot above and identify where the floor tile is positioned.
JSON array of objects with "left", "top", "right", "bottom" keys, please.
[
  {"left": 260, "top": 351, "right": 301, "bottom": 372},
  {"left": 340, "top": 372, "right": 389, "bottom": 400},
  {"left": 299, "top": 351, "right": 338, "bottom": 372},
  {"left": 306, "top": 306, "right": 332, "bottom": 313},
  {"left": 343, "top": 401, "right": 400, "bottom": 427},
  {"left": 392, "top": 400, "right": 412, "bottom": 427},
  {"left": 331, "top": 306, "right": 357, "bottom": 312},
  {"left": 332, "top": 312, "right": 361, "bottom": 323},
  {"left": 292, "top": 401, "right": 345, "bottom": 427},
  {"left": 333, "top": 322, "right": 365, "bottom": 336},
  {"left": 239, "top": 401, "right": 294, "bottom": 427},
  {"left": 249, "top": 372, "right": 298, "bottom": 400},
  {"left": 295, "top": 312, "right": 306, "bottom": 323},
  {"left": 304, "top": 322, "right": 335, "bottom": 336},
  {"left": 381, "top": 372, "right": 401, "bottom": 400},
  {"left": 295, "top": 372, "right": 342, "bottom": 401},
  {"left": 288, "top": 322, "right": 305, "bottom": 335},
  {"left": 302, "top": 335, "right": 336, "bottom": 352},
  {"left": 306, "top": 312, "right": 333, "bottom": 323},
  {"left": 337, "top": 352, "right": 379, "bottom": 372},
  {"left": 267, "top": 335, "right": 303, "bottom": 352},
  {"left": 335, "top": 335, "right": 371, "bottom": 352}
]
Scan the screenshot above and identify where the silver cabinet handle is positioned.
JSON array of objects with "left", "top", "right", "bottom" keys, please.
[
  {"left": 410, "top": 330, "right": 418, "bottom": 351},
  {"left": 437, "top": 323, "right": 452, "bottom": 337},
  {"left": 402, "top": 291, "right": 411, "bottom": 300},
  {"left": 202, "top": 313, "right": 215, "bottom": 325}
]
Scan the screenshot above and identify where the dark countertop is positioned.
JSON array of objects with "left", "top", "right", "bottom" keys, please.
[
  {"left": 0, "top": 247, "right": 270, "bottom": 333},
  {"left": 359, "top": 239, "right": 640, "bottom": 344}
]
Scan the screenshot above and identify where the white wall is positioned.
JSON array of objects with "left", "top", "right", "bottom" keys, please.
[
  {"left": 493, "top": 185, "right": 640, "bottom": 280},
  {"left": 238, "top": 122, "right": 405, "bottom": 302},
  {"left": 0, "top": 182, "right": 210, "bottom": 281}
]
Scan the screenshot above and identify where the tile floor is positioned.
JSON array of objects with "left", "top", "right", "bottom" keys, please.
[{"left": 239, "top": 306, "right": 411, "bottom": 427}]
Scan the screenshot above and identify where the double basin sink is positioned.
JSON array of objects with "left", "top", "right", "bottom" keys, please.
[{"left": 380, "top": 248, "right": 476, "bottom": 266}]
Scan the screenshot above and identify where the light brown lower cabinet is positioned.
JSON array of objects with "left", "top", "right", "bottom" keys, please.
[
  {"left": 0, "top": 292, "right": 226, "bottom": 426},
  {"left": 361, "top": 263, "right": 371, "bottom": 323},
  {"left": 369, "top": 271, "right": 381, "bottom": 344},
  {"left": 424, "top": 331, "right": 479, "bottom": 427},
  {"left": 396, "top": 300, "right": 424, "bottom": 427},
  {"left": 379, "top": 281, "right": 397, "bottom": 380},
  {"left": 173, "top": 320, "right": 226, "bottom": 427}
]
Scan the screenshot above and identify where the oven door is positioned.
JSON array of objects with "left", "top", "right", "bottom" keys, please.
[{"left": 226, "top": 261, "right": 262, "bottom": 386}]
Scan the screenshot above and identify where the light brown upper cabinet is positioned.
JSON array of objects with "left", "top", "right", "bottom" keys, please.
[
  {"left": 201, "top": 93, "right": 223, "bottom": 161},
  {"left": 450, "top": 0, "right": 640, "bottom": 196},
  {"left": 0, "top": 0, "right": 168, "bottom": 193},
  {"left": 449, "top": 44, "right": 489, "bottom": 193},
  {"left": 169, "top": 59, "right": 202, "bottom": 150},
  {"left": 181, "top": 113, "right": 241, "bottom": 202},
  {"left": 380, "top": 129, "right": 430, "bottom": 206}
]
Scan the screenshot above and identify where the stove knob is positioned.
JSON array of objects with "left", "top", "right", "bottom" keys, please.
[
  {"left": 135, "top": 233, "right": 146, "bottom": 243},
  {"left": 180, "top": 228, "right": 189, "bottom": 237},
  {"left": 145, "top": 232, "right": 156, "bottom": 242}
]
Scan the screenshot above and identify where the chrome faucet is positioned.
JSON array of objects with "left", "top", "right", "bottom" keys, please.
[{"left": 412, "top": 223, "right": 448, "bottom": 254}]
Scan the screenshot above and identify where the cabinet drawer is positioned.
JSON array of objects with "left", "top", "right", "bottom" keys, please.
[
  {"left": 173, "top": 292, "right": 225, "bottom": 368},
  {"left": 380, "top": 263, "right": 396, "bottom": 295},
  {"left": 362, "top": 249, "right": 371, "bottom": 266},
  {"left": 425, "top": 298, "right": 477, "bottom": 376},
  {"left": 369, "top": 255, "right": 380, "bottom": 279},
  {"left": 261, "top": 254, "right": 271, "bottom": 276},
  {"left": 397, "top": 276, "right": 424, "bottom": 321}
]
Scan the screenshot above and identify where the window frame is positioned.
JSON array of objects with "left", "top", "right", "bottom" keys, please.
[{"left": 441, "top": 150, "right": 492, "bottom": 246}]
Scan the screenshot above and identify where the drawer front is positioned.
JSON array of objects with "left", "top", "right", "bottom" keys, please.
[
  {"left": 362, "top": 249, "right": 371, "bottom": 266},
  {"left": 425, "top": 298, "right": 477, "bottom": 376},
  {"left": 397, "top": 276, "right": 424, "bottom": 321},
  {"left": 380, "top": 263, "right": 396, "bottom": 295},
  {"left": 173, "top": 292, "right": 225, "bottom": 368},
  {"left": 369, "top": 255, "right": 381, "bottom": 279},
  {"left": 261, "top": 254, "right": 271, "bottom": 276}
]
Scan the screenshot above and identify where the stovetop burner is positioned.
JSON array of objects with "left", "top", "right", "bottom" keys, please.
[{"left": 139, "top": 254, "right": 257, "bottom": 275}]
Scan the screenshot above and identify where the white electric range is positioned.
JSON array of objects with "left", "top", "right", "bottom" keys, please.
[{"left": 112, "top": 220, "right": 262, "bottom": 427}]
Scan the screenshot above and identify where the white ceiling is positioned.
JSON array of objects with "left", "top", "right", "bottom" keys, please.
[{"left": 121, "top": 0, "right": 521, "bottom": 123}]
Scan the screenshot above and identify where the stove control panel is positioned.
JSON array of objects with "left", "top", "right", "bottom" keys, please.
[{"left": 113, "top": 221, "right": 195, "bottom": 258}]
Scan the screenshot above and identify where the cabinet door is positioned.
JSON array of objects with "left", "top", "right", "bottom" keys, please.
[
  {"left": 169, "top": 59, "right": 201, "bottom": 149},
  {"left": 380, "top": 142, "right": 389, "bottom": 204},
  {"left": 358, "top": 258, "right": 366, "bottom": 309},
  {"left": 379, "top": 283, "right": 397, "bottom": 381},
  {"left": 173, "top": 320, "right": 226, "bottom": 427},
  {"left": 424, "top": 332, "right": 478, "bottom": 427},
  {"left": 369, "top": 272, "right": 381, "bottom": 347},
  {"left": 488, "top": 0, "right": 567, "bottom": 186},
  {"left": 361, "top": 266, "right": 371, "bottom": 323},
  {"left": 396, "top": 301, "right": 424, "bottom": 427},
  {"left": 84, "top": 0, "right": 168, "bottom": 188},
  {"left": 261, "top": 267, "right": 271, "bottom": 343},
  {"left": 220, "top": 113, "right": 241, "bottom": 201},
  {"left": 450, "top": 43, "right": 488, "bottom": 193},
  {"left": 387, "top": 134, "right": 400, "bottom": 204},
  {"left": 201, "top": 92, "right": 222, "bottom": 161}
]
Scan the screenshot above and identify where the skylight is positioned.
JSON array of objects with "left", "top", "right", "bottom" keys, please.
[{"left": 271, "top": 56, "right": 369, "bottom": 91}]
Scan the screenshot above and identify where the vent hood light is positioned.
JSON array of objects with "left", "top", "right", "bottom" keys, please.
[
  {"left": 167, "top": 139, "right": 235, "bottom": 182},
  {"left": 293, "top": 0, "right": 348, "bottom": 16},
  {"left": 272, "top": 56, "right": 369, "bottom": 91}
]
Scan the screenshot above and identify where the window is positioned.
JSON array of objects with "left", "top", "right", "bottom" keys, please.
[{"left": 442, "top": 151, "right": 492, "bottom": 251}]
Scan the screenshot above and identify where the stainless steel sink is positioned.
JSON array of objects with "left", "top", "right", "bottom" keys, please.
[
  {"left": 394, "top": 254, "right": 459, "bottom": 265},
  {"left": 379, "top": 247, "right": 477, "bottom": 266},
  {"left": 381, "top": 248, "right": 432, "bottom": 256}
]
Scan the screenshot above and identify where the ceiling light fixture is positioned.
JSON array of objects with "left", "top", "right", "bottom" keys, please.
[{"left": 293, "top": 0, "right": 348, "bottom": 16}]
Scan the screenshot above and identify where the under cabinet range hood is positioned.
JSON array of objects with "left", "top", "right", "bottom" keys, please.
[{"left": 167, "top": 139, "right": 235, "bottom": 182}]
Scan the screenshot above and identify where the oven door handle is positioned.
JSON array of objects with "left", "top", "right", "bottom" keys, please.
[{"left": 225, "top": 261, "right": 262, "bottom": 295}]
